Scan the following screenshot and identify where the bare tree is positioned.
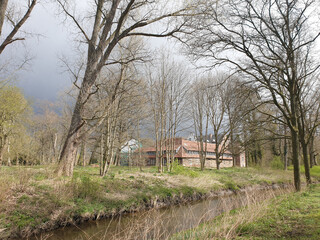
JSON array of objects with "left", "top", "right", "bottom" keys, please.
[
  {"left": 55, "top": 0, "right": 195, "bottom": 176},
  {"left": 165, "top": 61, "right": 189, "bottom": 172},
  {"left": 223, "top": 76, "right": 250, "bottom": 167},
  {"left": 146, "top": 57, "right": 169, "bottom": 173},
  {"left": 185, "top": 0, "right": 320, "bottom": 191},
  {"left": 190, "top": 74, "right": 249, "bottom": 169},
  {"left": 31, "top": 101, "right": 63, "bottom": 164},
  {"left": 146, "top": 54, "right": 190, "bottom": 172},
  {"left": 190, "top": 78, "right": 210, "bottom": 170},
  {"left": 297, "top": 74, "right": 320, "bottom": 182},
  {"left": 87, "top": 40, "right": 148, "bottom": 175},
  {"left": 0, "top": 0, "right": 37, "bottom": 86},
  {"left": 0, "top": 0, "right": 37, "bottom": 54},
  {"left": 94, "top": 64, "right": 135, "bottom": 175},
  {"left": 206, "top": 74, "right": 231, "bottom": 170}
]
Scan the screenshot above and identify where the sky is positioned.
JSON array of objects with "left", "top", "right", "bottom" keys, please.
[
  {"left": 14, "top": 2, "right": 76, "bottom": 102},
  {"left": 6, "top": 1, "right": 186, "bottom": 103},
  {"left": 8, "top": 1, "right": 320, "bottom": 104}
]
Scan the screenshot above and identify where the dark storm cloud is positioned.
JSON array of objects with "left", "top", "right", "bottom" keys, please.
[{"left": 16, "top": 2, "right": 73, "bottom": 101}]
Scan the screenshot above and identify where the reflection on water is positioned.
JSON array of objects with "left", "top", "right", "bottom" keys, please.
[{"left": 31, "top": 187, "right": 288, "bottom": 240}]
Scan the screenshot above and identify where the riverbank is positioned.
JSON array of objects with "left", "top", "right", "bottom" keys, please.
[
  {"left": 172, "top": 182, "right": 320, "bottom": 240},
  {"left": 0, "top": 165, "right": 317, "bottom": 239}
]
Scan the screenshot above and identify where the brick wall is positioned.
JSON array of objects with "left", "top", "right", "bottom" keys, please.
[{"left": 182, "top": 158, "right": 233, "bottom": 168}]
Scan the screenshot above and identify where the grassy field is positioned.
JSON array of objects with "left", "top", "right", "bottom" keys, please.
[
  {"left": 302, "top": 165, "right": 320, "bottom": 179},
  {"left": 0, "top": 164, "right": 317, "bottom": 238},
  {"left": 235, "top": 183, "right": 320, "bottom": 239},
  {"left": 172, "top": 173, "right": 320, "bottom": 240}
]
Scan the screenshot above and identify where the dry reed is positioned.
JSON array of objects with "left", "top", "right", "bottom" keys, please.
[{"left": 34, "top": 185, "right": 294, "bottom": 240}]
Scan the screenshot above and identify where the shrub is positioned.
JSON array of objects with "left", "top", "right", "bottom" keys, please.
[
  {"left": 171, "top": 160, "right": 199, "bottom": 178},
  {"left": 68, "top": 176, "right": 101, "bottom": 200},
  {"left": 271, "top": 156, "right": 284, "bottom": 170},
  {"left": 224, "top": 181, "right": 240, "bottom": 191}
]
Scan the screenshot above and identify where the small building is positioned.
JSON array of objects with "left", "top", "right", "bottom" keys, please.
[
  {"left": 120, "top": 139, "right": 141, "bottom": 166},
  {"left": 140, "top": 138, "right": 246, "bottom": 168},
  {"left": 139, "top": 147, "right": 157, "bottom": 166},
  {"left": 235, "top": 152, "right": 246, "bottom": 167}
]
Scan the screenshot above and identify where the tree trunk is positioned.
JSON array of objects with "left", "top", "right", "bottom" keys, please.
[
  {"left": 291, "top": 128, "right": 301, "bottom": 191},
  {"left": 51, "top": 133, "right": 58, "bottom": 163},
  {"left": 284, "top": 142, "right": 288, "bottom": 170},
  {"left": 7, "top": 141, "right": 11, "bottom": 166},
  {"left": 79, "top": 141, "right": 87, "bottom": 166},
  {"left": 100, "top": 134, "right": 104, "bottom": 176},
  {"left": 230, "top": 128, "right": 235, "bottom": 167},
  {"left": 243, "top": 123, "right": 249, "bottom": 168},
  {"left": 199, "top": 133, "right": 205, "bottom": 171},
  {"left": 57, "top": 67, "right": 99, "bottom": 176},
  {"left": 216, "top": 157, "right": 221, "bottom": 170},
  {"left": 284, "top": 125, "right": 288, "bottom": 170},
  {"left": 89, "top": 140, "right": 99, "bottom": 165},
  {"left": 290, "top": 87, "right": 301, "bottom": 191},
  {"left": 215, "top": 146, "right": 220, "bottom": 170},
  {"left": 115, "top": 147, "right": 121, "bottom": 166},
  {"left": 297, "top": 111, "right": 311, "bottom": 184},
  {"left": 245, "top": 150, "right": 248, "bottom": 168},
  {"left": 0, "top": 135, "right": 7, "bottom": 167},
  {"left": 74, "top": 147, "right": 79, "bottom": 166},
  {"left": 309, "top": 136, "right": 314, "bottom": 168},
  {"left": 0, "top": 145, "right": 4, "bottom": 167},
  {"left": 155, "top": 132, "right": 160, "bottom": 172},
  {"left": 57, "top": 113, "right": 83, "bottom": 175},
  {"left": 0, "top": 0, "right": 8, "bottom": 37},
  {"left": 301, "top": 140, "right": 311, "bottom": 184}
]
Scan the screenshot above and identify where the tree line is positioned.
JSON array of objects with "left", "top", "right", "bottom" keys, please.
[{"left": 0, "top": 0, "right": 319, "bottom": 191}]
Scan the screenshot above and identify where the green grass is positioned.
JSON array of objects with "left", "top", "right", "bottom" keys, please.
[
  {"left": 236, "top": 184, "right": 320, "bottom": 239},
  {"left": 172, "top": 184, "right": 320, "bottom": 240},
  {"left": 0, "top": 165, "right": 304, "bottom": 238},
  {"left": 287, "top": 165, "right": 320, "bottom": 180},
  {"left": 309, "top": 166, "right": 320, "bottom": 179}
]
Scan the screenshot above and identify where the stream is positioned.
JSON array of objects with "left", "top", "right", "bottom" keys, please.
[{"left": 30, "top": 185, "right": 290, "bottom": 240}]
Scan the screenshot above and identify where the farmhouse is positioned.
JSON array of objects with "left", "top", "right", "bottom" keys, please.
[{"left": 140, "top": 138, "right": 246, "bottom": 168}]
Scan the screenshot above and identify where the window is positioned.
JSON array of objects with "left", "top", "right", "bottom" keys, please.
[
  {"left": 207, "top": 152, "right": 216, "bottom": 156},
  {"left": 148, "top": 158, "right": 156, "bottom": 166},
  {"left": 187, "top": 150, "right": 199, "bottom": 155}
]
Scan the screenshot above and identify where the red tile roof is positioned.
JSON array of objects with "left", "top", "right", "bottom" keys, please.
[
  {"left": 139, "top": 138, "right": 232, "bottom": 160},
  {"left": 139, "top": 147, "right": 156, "bottom": 152}
]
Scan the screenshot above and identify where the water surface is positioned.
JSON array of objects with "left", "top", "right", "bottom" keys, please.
[{"left": 31, "top": 187, "right": 286, "bottom": 240}]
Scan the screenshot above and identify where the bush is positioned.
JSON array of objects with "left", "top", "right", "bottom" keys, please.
[
  {"left": 224, "top": 181, "right": 240, "bottom": 191},
  {"left": 271, "top": 156, "right": 284, "bottom": 170},
  {"left": 171, "top": 160, "right": 199, "bottom": 178},
  {"left": 68, "top": 176, "right": 101, "bottom": 200}
]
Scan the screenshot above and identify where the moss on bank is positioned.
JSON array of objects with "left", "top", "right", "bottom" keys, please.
[{"left": 0, "top": 165, "right": 312, "bottom": 239}]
